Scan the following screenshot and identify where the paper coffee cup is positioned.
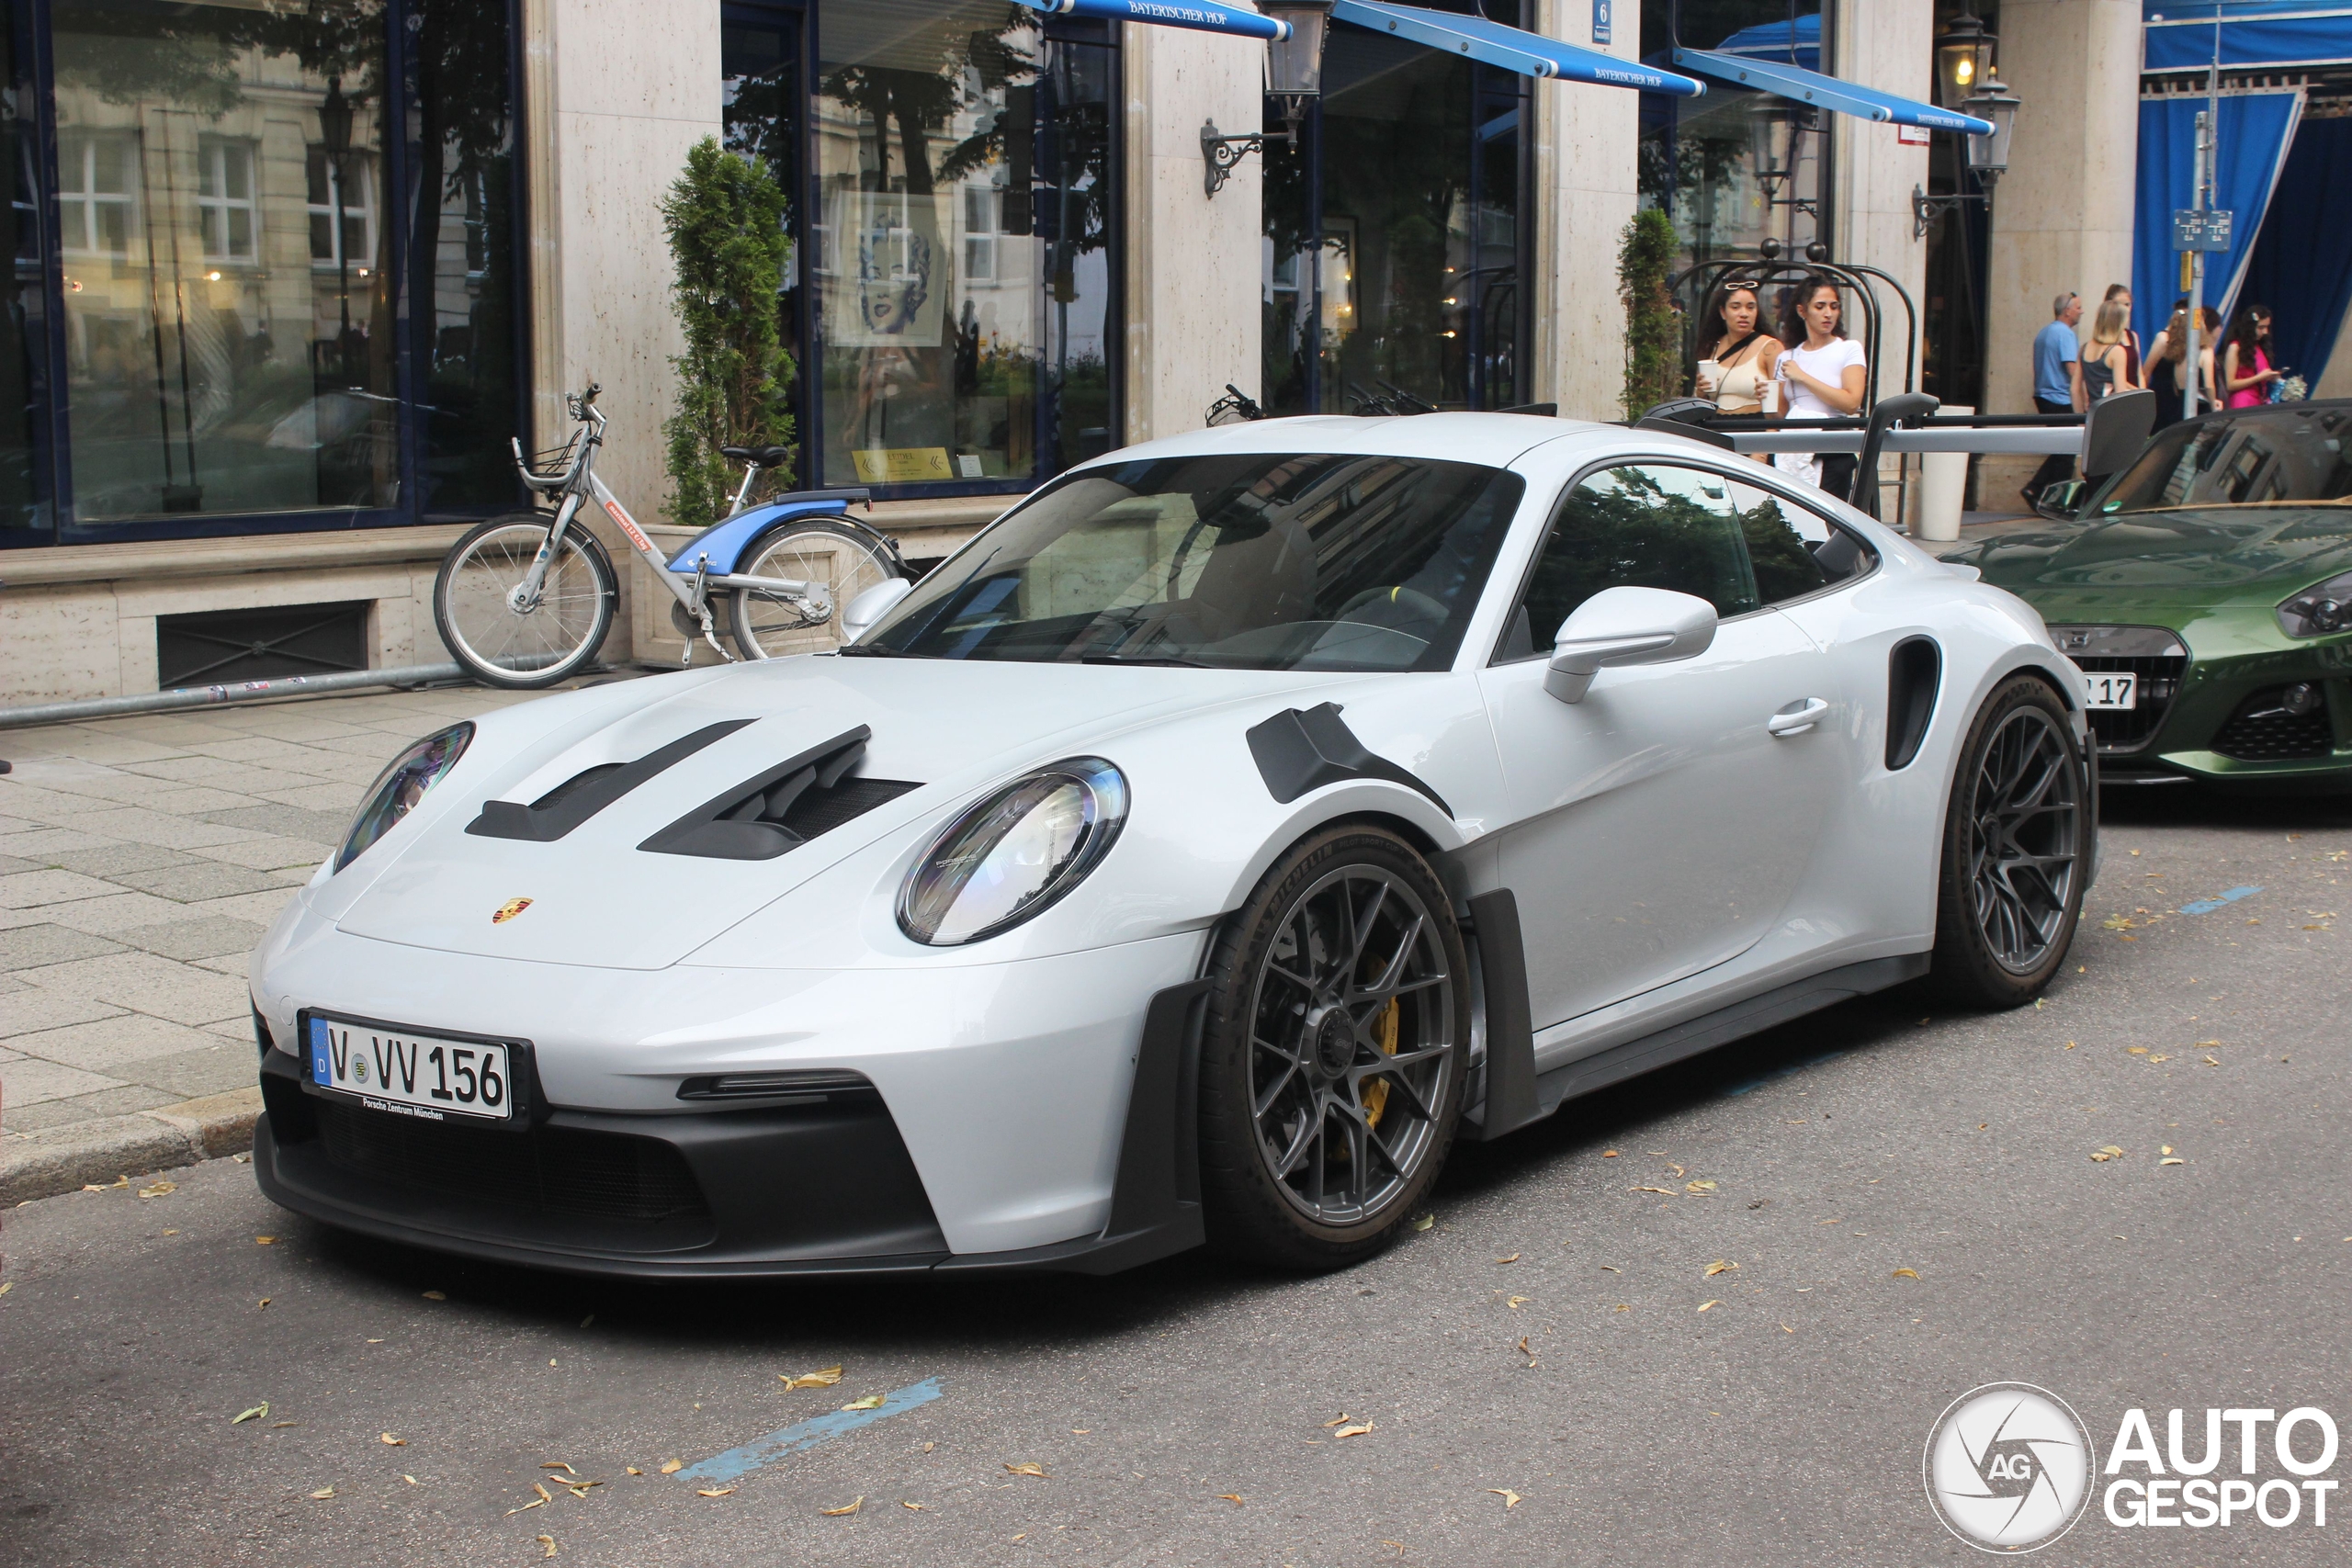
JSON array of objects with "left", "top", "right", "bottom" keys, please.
[{"left": 1696, "top": 358, "right": 1722, "bottom": 391}]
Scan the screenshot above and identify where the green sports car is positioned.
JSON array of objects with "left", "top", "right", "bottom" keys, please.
[{"left": 1939, "top": 400, "right": 2352, "bottom": 791}]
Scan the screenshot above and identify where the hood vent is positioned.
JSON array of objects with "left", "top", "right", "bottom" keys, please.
[
  {"left": 469, "top": 720, "right": 754, "bottom": 842},
  {"left": 639, "top": 725, "right": 921, "bottom": 862}
]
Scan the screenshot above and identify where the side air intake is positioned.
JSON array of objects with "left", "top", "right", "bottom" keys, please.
[
  {"left": 639, "top": 725, "right": 921, "bottom": 861},
  {"left": 1886, "top": 637, "right": 1941, "bottom": 771}
]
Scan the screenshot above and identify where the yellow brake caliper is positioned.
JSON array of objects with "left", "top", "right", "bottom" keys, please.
[{"left": 1363, "top": 998, "right": 1399, "bottom": 1128}]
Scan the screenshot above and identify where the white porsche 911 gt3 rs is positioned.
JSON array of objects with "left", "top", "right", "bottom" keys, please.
[{"left": 248, "top": 412, "right": 2094, "bottom": 1278}]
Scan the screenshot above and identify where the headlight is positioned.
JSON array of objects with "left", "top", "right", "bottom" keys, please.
[
  {"left": 897, "top": 757, "right": 1127, "bottom": 946},
  {"left": 335, "top": 724, "right": 474, "bottom": 872},
  {"left": 2278, "top": 571, "right": 2352, "bottom": 638}
]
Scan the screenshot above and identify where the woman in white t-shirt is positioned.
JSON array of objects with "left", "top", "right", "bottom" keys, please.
[{"left": 1773, "top": 276, "right": 1868, "bottom": 500}]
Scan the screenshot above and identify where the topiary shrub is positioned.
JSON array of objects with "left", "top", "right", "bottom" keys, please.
[
  {"left": 661, "top": 137, "right": 795, "bottom": 529},
  {"left": 1618, "top": 207, "right": 1682, "bottom": 422}
]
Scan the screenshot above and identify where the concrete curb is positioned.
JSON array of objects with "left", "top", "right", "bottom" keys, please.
[{"left": 1, "top": 1088, "right": 263, "bottom": 1205}]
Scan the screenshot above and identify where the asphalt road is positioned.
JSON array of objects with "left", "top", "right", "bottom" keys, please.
[{"left": 4, "top": 787, "right": 2348, "bottom": 1567}]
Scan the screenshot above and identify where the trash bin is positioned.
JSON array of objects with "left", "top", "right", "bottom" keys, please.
[{"left": 1914, "top": 404, "right": 1971, "bottom": 542}]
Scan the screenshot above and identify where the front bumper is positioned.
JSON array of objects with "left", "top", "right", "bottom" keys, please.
[{"left": 2059, "top": 624, "right": 2352, "bottom": 789}]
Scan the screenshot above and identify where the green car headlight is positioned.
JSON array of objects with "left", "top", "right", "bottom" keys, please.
[
  {"left": 336, "top": 724, "right": 474, "bottom": 872},
  {"left": 2278, "top": 571, "right": 2352, "bottom": 638}
]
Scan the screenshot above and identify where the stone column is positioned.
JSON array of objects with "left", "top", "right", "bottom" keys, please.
[
  {"left": 1122, "top": 25, "right": 1265, "bottom": 445},
  {"left": 1529, "top": 0, "right": 1643, "bottom": 422},
  {"left": 1982, "top": 0, "right": 2140, "bottom": 484}
]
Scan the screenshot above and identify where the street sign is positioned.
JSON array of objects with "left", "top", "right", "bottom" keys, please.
[
  {"left": 2172, "top": 208, "right": 2234, "bottom": 252},
  {"left": 1592, "top": 0, "right": 1611, "bottom": 44}
]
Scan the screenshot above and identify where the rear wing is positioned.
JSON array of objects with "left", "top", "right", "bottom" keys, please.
[{"left": 1636, "top": 390, "right": 2157, "bottom": 522}]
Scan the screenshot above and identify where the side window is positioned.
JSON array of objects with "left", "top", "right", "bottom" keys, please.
[
  {"left": 1498, "top": 464, "right": 1759, "bottom": 660},
  {"left": 1726, "top": 479, "right": 1876, "bottom": 606}
]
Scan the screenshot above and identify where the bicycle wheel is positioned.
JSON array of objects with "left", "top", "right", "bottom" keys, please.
[
  {"left": 729, "top": 518, "right": 903, "bottom": 660},
  {"left": 434, "top": 513, "right": 617, "bottom": 689}
]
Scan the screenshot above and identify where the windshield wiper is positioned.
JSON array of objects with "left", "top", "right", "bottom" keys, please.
[
  {"left": 1077, "top": 652, "right": 1209, "bottom": 669},
  {"left": 833, "top": 642, "right": 925, "bottom": 658}
]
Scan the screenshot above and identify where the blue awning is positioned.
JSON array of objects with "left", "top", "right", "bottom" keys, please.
[
  {"left": 2145, "top": 2, "right": 2352, "bottom": 72},
  {"left": 1716, "top": 12, "right": 1821, "bottom": 72},
  {"left": 1014, "top": 0, "right": 1290, "bottom": 42},
  {"left": 1672, "top": 47, "right": 1994, "bottom": 134},
  {"left": 1332, "top": 0, "right": 1705, "bottom": 95}
]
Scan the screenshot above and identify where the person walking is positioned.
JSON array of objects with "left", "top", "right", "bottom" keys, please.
[
  {"left": 1772, "top": 275, "right": 1867, "bottom": 500},
  {"left": 2081, "top": 297, "right": 2140, "bottom": 403},
  {"left": 2222, "top": 304, "right": 2284, "bottom": 408},
  {"left": 2024, "top": 291, "right": 2085, "bottom": 507},
  {"left": 1693, "top": 276, "right": 1784, "bottom": 416},
  {"left": 2147, "top": 300, "right": 2188, "bottom": 427}
]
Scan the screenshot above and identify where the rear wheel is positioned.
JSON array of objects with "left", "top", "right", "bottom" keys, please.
[
  {"left": 1928, "top": 674, "right": 2091, "bottom": 1005},
  {"left": 433, "top": 514, "right": 616, "bottom": 689},
  {"left": 729, "top": 518, "right": 902, "bottom": 660},
  {"left": 1198, "top": 827, "right": 1467, "bottom": 1269}
]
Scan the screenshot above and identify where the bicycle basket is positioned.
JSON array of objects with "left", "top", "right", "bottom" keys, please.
[{"left": 519, "top": 432, "right": 583, "bottom": 482}]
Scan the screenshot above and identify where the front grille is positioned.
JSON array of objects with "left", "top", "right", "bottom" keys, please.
[
  {"left": 312, "top": 1099, "right": 709, "bottom": 1224},
  {"left": 2212, "top": 686, "right": 2336, "bottom": 761},
  {"left": 2075, "top": 656, "right": 2185, "bottom": 753}
]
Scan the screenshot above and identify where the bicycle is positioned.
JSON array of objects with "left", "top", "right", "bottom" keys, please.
[{"left": 432, "top": 385, "right": 906, "bottom": 689}]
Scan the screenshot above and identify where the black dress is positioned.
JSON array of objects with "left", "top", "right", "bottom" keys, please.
[{"left": 2149, "top": 355, "right": 2183, "bottom": 429}]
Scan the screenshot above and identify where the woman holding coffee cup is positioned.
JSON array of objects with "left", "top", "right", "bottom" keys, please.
[{"left": 1695, "top": 277, "right": 1784, "bottom": 418}]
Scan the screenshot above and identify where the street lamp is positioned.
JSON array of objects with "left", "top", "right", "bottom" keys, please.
[
  {"left": 319, "top": 76, "right": 355, "bottom": 384},
  {"left": 1204, "top": 0, "right": 1336, "bottom": 197},
  {"left": 1934, "top": 12, "right": 1996, "bottom": 111},
  {"left": 1913, "top": 69, "right": 2021, "bottom": 238}
]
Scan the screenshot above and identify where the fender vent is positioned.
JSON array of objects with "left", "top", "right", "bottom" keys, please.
[
  {"left": 639, "top": 725, "right": 920, "bottom": 861},
  {"left": 1885, "top": 637, "right": 1941, "bottom": 771}
]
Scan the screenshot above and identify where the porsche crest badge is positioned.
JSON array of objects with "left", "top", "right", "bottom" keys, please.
[{"left": 492, "top": 897, "right": 534, "bottom": 925}]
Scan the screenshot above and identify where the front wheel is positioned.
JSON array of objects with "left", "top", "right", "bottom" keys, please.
[
  {"left": 433, "top": 514, "right": 616, "bottom": 689},
  {"left": 1197, "top": 827, "right": 1468, "bottom": 1269},
  {"left": 1928, "top": 673, "right": 2092, "bottom": 1005},
  {"left": 729, "top": 518, "right": 903, "bottom": 660}
]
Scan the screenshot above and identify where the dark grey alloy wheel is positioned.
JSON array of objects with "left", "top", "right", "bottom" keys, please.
[
  {"left": 1200, "top": 829, "right": 1467, "bottom": 1268},
  {"left": 1965, "top": 705, "right": 2083, "bottom": 972}
]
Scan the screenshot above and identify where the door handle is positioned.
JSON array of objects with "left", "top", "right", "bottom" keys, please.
[{"left": 1767, "top": 697, "right": 1831, "bottom": 738}]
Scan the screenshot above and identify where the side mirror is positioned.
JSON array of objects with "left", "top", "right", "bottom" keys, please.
[
  {"left": 841, "top": 576, "right": 913, "bottom": 643},
  {"left": 1544, "top": 586, "right": 1718, "bottom": 703},
  {"left": 2033, "top": 479, "right": 2086, "bottom": 521}
]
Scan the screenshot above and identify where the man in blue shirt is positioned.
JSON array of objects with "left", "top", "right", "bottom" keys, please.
[{"left": 2025, "top": 292, "right": 2086, "bottom": 506}]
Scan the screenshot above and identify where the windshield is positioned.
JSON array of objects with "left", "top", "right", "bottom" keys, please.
[
  {"left": 2096, "top": 405, "right": 2352, "bottom": 515},
  {"left": 864, "top": 452, "right": 1526, "bottom": 671}
]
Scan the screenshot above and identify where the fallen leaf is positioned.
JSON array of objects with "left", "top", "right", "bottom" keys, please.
[
  {"left": 626, "top": 1468, "right": 642, "bottom": 1476},
  {"left": 504, "top": 1498, "right": 545, "bottom": 1516},
  {"left": 564, "top": 1482, "right": 601, "bottom": 1499},
  {"left": 1686, "top": 1179, "right": 1717, "bottom": 1193},
  {"left": 820, "top": 1496, "right": 865, "bottom": 1516},
  {"left": 1412, "top": 1214, "right": 1434, "bottom": 1231},
  {"left": 255, "top": 1235, "right": 277, "bottom": 1246},
  {"left": 0, "top": 1282, "right": 11, "bottom": 1296},
  {"left": 2161, "top": 1157, "right": 2185, "bottom": 1166},
  {"left": 403, "top": 1474, "right": 417, "bottom": 1484},
  {"left": 421, "top": 1291, "right": 446, "bottom": 1301},
  {"left": 781, "top": 1365, "right": 844, "bottom": 1391},
  {"left": 1601, "top": 1149, "right": 1620, "bottom": 1157},
  {"left": 309, "top": 1487, "right": 335, "bottom": 1500},
  {"left": 1487, "top": 1488, "right": 1521, "bottom": 1508},
  {"left": 537, "top": 1536, "right": 557, "bottom": 1558},
  {"left": 660, "top": 1460, "right": 684, "bottom": 1475},
  {"left": 1704, "top": 1260, "right": 1736, "bottom": 1278},
  {"left": 1599, "top": 1265, "right": 1620, "bottom": 1272},
  {"left": 2162, "top": 1145, "right": 2173, "bottom": 1155},
  {"left": 2128, "top": 1046, "right": 2149, "bottom": 1055},
  {"left": 1665, "top": 1163, "right": 1685, "bottom": 1178},
  {"left": 232, "top": 1404, "right": 269, "bottom": 1425},
  {"left": 1332, "top": 1422, "right": 1375, "bottom": 1439},
  {"left": 138, "top": 1180, "right": 176, "bottom": 1199},
  {"left": 2090, "top": 1145, "right": 2124, "bottom": 1163},
  {"left": 1216, "top": 1494, "right": 1244, "bottom": 1506},
  {"left": 695, "top": 1488, "right": 734, "bottom": 1498},
  {"left": 366, "top": 1338, "right": 383, "bottom": 1344},
  {"left": 1781, "top": 1323, "right": 1793, "bottom": 1333},
  {"left": 841, "top": 1394, "right": 885, "bottom": 1412},
  {"left": 1630, "top": 1186, "right": 1676, "bottom": 1195},
  {"left": 1697, "top": 1301, "right": 1721, "bottom": 1313},
  {"left": 256, "top": 1298, "right": 271, "bottom": 1310},
  {"left": 1072, "top": 1428, "right": 1091, "bottom": 1434},
  {"left": 380, "top": 1434, "right": 405, "bottom": 1446},
  {"left": 1817, "top": 1217, "right": 1842, "bottom": 1225},
  {"left": 272, "top": 1422, "right": 298, "bottom": 1428},
  {"left": 1613, "top": 1303, "right": 1630, "bottom": 1312},
  {"left": 1506, "top": 1295, "right": 1530, "bottom": 1310},
  {"left": 1493, "top": 1253, "right": 1521, "bottom": 1265},
  {"left": 1892, "top": 1269, "right": 1921, "bottom": 1280},
  {"left": 2149, "top": 1055, "right": 2169, "bottom": 1064},
  {"left": 901, "top": 1501, "right": 927, "bottom": 1510},
  {"left": 1517, "top": 1337, "right": 1532, "bottom": 1357},
  {"left": 1004, "top": 1462, "right": 1048, "bottom": 1477},
  {"left": 533, "top": 1483, "right": 553, "bottom": 1505},
  {"left": 541, "top": 1462, "right": 576, "bottom": 1475},
  {"left": 1321, "top": 1414, "right": 1354, "bottom": 1427}
]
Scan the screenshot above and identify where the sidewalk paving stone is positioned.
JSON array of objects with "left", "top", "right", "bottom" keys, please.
[
  {"left": 38, "top": 891, "right": 199, "bottom": 936},
  {"left": 0, "top": 986, "right": 128, "bottom": 1037},
  {"left": 17, "top": 951, "right": 253, "bottom": 1025},
  {"left": 107, "top": 862, "right": 288, "bottom": 901},
  {"left": 0, "top": 868, "right": 124, "bottom": 907},
  {"left": 7, "top": 1012, "right": 229, "bottom": 1073},
  {"left": 107, "top": 916, "right": 270, "bottom": 962},
  {"left": 0, "top": 924, "right": 128, "bottom": 971}
]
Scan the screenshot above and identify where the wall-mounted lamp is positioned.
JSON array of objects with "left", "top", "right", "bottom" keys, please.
[
  {"left": 1912, "top": 70, "right": 2020, "bottom": 238},
  {"left": 1204, "top": 0, "right": 1333, "bottom": 197}
]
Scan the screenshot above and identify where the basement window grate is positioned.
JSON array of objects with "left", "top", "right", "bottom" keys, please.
[{"left": 155, "top": 600, "right": 370, "bottom": 689}]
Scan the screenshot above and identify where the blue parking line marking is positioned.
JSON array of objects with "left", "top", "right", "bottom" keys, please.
[
  {"left": 2179, "top": 886, "right": 2263, "bottom": 916},
  {"left": 673, "top": 1377, "right": 943, "bottom": 1485}
]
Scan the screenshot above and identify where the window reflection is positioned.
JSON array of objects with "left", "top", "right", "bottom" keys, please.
[{"left": 52, "top": 0, "right": 396, "bottom": 523}]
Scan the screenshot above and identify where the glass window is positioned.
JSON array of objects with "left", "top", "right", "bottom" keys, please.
[
  {"left": 2096, "top": 407, "right": 2352, "bottom": 514},
  {"left": 0, "top": 10, "right": 45, "bottom": 536},
  {"left": 51, "top": 0, "right": 396, "bottom": 524},
  {"left": 1498, "top": 463, "right": 1758, "bottom": 660},
  {"left": 1726, "top": 476, "right": 1873, "bottom": 604},
  {"left": 813, "top": 1, "right": 1115, "bottom": 491},
  {"left": 868, "top": 452, "right": 1524, "bottom": 671},
  {"left": 1263, "top": 1, "right": 1525, "bottom": 414}
]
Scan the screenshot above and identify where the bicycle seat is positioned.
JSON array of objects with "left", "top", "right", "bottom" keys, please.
[{"left": 720, "top": 445, "right": 793, "bottom": 468}]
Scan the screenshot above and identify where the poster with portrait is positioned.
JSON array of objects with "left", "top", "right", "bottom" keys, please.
[{"left": 825, "top": 190, "right": 951, "bottom": 349}]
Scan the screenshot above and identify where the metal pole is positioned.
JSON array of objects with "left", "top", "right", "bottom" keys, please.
[
  {"left": 2184, "top": 109, "right": 2209, "bottom": 418},
  {"left": 0, "top": 662, "right": 476, "bottom": 731}
]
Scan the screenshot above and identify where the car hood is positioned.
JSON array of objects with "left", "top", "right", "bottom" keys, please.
[
  {"left": 317, "top": 656, "right": 1369, "bottom": 970},
  {"left": 1945, "top": 507, "right": 2352, "bottom": 608}
]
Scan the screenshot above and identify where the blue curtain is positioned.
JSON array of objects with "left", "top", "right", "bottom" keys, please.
[
  {"left": 2144, "top": 3, "right": 2352, "bottom": 73},
  {"left": 2237, "top": 115, "right": 2352, "bottom": 386},
  {"left": 2132, "top": 91, "right": 2302, "bottom": 351}
]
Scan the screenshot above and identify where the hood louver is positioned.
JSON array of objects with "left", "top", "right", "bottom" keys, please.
[
  {"left": 468, "top": 720, "right": 754, "bottom": 842},
  {"left": 639, "top": 725, "right": 921, "bottom": 862}
]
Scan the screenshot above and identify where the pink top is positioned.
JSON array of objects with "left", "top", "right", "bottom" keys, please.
[{"left": 2227, "top": 345, "right": 2272, "bottom": 410}]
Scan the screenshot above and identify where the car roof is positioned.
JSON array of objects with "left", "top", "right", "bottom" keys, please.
[{"left": 1081, "top": 412, "right": 1622, "bottom": 471}]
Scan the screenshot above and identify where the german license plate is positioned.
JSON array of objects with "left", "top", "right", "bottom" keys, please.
[
  {"left": 2082, "top": 672, "right": 2137, "bottom": 710},
  {"left": 306, "top": 1014, "right": 513, "bottom": 1122}
]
